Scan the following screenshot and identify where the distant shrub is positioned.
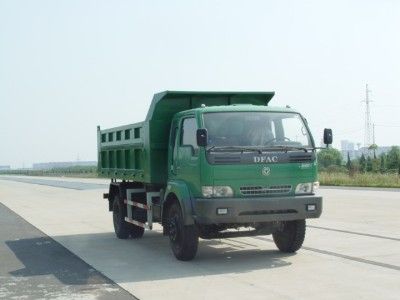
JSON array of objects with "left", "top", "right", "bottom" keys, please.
[
  {"left": 317, "top": 148, "right": 342, "bottom": 168},
  {"left": 319, "top": 171, "right": 400, "bottom": 188},
  {"left": 0, "top": 165, "right": 98, "bottom": 178},
  {"left": 325, "top": 165, "right": 347, "bottom": 174}
]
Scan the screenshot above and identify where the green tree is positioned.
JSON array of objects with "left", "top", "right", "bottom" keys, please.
[
  {"left": 387, "top": 146, "right": 400, "bottom": 170},
  {"left": 346, "top": 152, "right": 351, "bottom": 171},
  {"left": 359, "top": 153, "right": 366, "bottom": 173},
  {"left": 350, "top": 160, "right": 360, "bottom": 173},
  {"left": 368, "top": 144, "right": 378, "bottom": 159},
  {"left": 317, "top": 148, "right": 343, "bottom": 168},
  {"left": 372, "top": 158, "right": 380, "bottom": 173},
  {"left": 366, "top": 156, "right": 373, "bottom": 172},
  {"left": 380, "top": 155, "right": 386, "bottom": 173}
]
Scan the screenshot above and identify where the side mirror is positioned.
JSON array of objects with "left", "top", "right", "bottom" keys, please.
[
  {"left": 196, "top": 128, "right": 208, "bottom": 147},
  {"left": 323, "top": 128, "right": 333, "bottom": 145}
]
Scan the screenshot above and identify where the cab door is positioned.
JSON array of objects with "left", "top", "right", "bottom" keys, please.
[{"left": 174, "top": 116, "right": 201, "bottom": 197}]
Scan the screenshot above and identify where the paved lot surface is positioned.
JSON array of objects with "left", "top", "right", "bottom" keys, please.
[
  {"left": 0, "top": 175, "right": 399, "bottom": 300},
  {"left": 0, "top": 176, "right": 107, "bottom": 190},
  {"left": 0, "top": 203, "right": 134, "bottom": 299}
]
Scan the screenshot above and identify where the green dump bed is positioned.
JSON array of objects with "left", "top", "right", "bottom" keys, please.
[{"left": 97, "top": 91, "right": 274, "bottom": 185}]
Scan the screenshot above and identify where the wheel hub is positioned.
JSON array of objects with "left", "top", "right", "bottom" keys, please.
[{"left": 169, "top": 217, "right": 179, "bottom": 242}]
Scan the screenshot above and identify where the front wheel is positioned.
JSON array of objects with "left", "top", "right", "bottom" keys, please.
[
  {"left": 273, "top": 220, "right": 306, "bottom": 253},
  {"left": 167, "top": 202, "right": 199, "bottom": 261}
]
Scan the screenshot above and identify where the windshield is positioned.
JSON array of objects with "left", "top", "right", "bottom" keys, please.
[{"left": 203, "top": 112, "right": 312, "bottom": 148}]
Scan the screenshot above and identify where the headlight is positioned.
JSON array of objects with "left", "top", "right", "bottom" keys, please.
[
  {"left": 295, "top": 182, "right": 318, "bottom": 195},
  {"left": 213, "top": 186, "right": 234, "bottom": 197},
  {"left": 201, "top": 186, "right": 214, "bottom": 198},
  {"left": 202, "top": 186, "right": 234, "bottom": 198}
]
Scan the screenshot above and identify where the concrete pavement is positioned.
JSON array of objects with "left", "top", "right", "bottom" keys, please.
[
  {"left": 0, "top": 176, "right": 399, "bottom": 299},
  {"left": 0, "top": 202, "right": 134, "bottom": 299}
]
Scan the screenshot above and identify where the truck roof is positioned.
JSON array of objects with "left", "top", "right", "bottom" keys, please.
[
  {"left": 145, "top": 91, "right": 275, "bottom": 122},
  {"left": 178, "top": 104, "right": 298, "bottom": 115}
]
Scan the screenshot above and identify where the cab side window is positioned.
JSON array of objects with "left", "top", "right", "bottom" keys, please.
[{"left": 180, "top": 117, "right": 198, "bottom": 153}]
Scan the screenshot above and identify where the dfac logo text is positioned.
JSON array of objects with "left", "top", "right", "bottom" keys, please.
[{"left": 253, "top": 156, "right": 278, "bottom": 163}]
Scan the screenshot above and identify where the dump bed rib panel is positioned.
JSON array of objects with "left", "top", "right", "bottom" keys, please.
[{"left": 97, "top": 91, "right": 275, "bottom": 184}]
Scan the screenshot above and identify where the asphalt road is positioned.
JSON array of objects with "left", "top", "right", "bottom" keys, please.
[
  {"left": 0, "top": 176, "right": 399, "bottom": 300},
  {"left": 0, "top": 202, "right": 134, "bottom": 299}
]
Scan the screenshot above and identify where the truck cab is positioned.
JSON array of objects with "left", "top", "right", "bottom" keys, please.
[{"left": 98, "top": 91, "right": 331, "bottom": 261}]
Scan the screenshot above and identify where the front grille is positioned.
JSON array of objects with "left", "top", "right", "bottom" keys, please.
[
  {"left": 213, "top": 155, "right": 241, "bottom": 164},
  {"left": 240, "top": 185, "right": 292, "bottom": 196},
  {"left": 289, "top": 154, "right": 313, "bottom": 163}
]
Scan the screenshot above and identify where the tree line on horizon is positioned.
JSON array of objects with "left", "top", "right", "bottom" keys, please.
[
  {"left": 317, "top": 145, "right": 400, "bottom": 175},
  {"left": 0, "top": 165, "right": 97, "bottom": 176}
]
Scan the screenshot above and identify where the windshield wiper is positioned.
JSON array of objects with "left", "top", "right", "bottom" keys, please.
[
  {"left": 206, "top": 145, "right": 216, "bottom": 152},
  {"left": 206, "top": 146, "right": 262, "bottom": 154},
  {"left": 207, "top": 145, "right": 313, "bottom": 153},
  {"left": 262, "top": 145, "right": 312, "bottom": 153}
]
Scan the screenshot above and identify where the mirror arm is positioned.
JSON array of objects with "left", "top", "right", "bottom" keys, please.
[{"left": 313, "top": 146, "right": 330, "bottom": 150}]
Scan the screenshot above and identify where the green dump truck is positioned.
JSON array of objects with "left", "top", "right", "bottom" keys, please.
[{"left": 98, "top": 91, "right": 332, "bottom": 261}]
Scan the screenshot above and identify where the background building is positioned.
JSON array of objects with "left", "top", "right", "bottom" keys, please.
[
  {"left": 340, "top": 139, "right": 393, "bottom": 159},
  {"left": 341, "top": 140, "right": 356, "bottom": 159}
]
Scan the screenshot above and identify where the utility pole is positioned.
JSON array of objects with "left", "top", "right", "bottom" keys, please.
[
  {"left": 362, "top": 84, "right": 373, "bottom": 148},
  {"left": 372, "top": 123, "right": 375, "bottom": 145}
]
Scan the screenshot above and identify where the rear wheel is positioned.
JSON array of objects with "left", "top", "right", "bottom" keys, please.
[
  {"left": 273, "top": 220, "right": 306, "bottom": 253},
  {"left": 112, "top": 195, "right": 130, "bottom": 239},
  {"left": 167, "top": 202, "right": 199, "bottom": 261},
  {"left": 129, "top": 207, "right": 145, "bottom": 239},
  {"left": 128, "top": 225, "right": 144, "bottom": 238}
]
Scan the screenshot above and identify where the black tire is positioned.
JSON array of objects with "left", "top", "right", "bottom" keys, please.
[
  {"left": 129, "top": 199, "right": 147, "bottom": 239},
  {"left": 129, "top": 208, "right": 145, "bottom": 239},
  {"left": 167, "top": 202, "right": 199, "bottom": 261},
  {"left": 273, "top": 220, "right": 306, "bottom": 253},
  {"left": 129, "top": 224, "right": 144, "bottom": 239},
  {"left": 112, "top": 195, "right": 130, "bottom": 239}
]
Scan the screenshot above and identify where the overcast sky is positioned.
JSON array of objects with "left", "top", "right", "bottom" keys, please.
[{"left": 1, "top": 0, "right": 399, "bottom": 168}]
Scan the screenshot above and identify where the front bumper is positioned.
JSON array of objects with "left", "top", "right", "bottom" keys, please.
[{"left": 193, "top": 195, "right": 322, "bottom": 224}]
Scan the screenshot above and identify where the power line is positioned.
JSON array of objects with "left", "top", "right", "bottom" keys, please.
[
  {"left": 374, "top": 124, "right": 400, "bottom": 127},
  {"left": 373, "top": 105, "right": 400, "bottom": 108},
  {"left": 334, "top": 128, "right": 363, "bottom": 135}
]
